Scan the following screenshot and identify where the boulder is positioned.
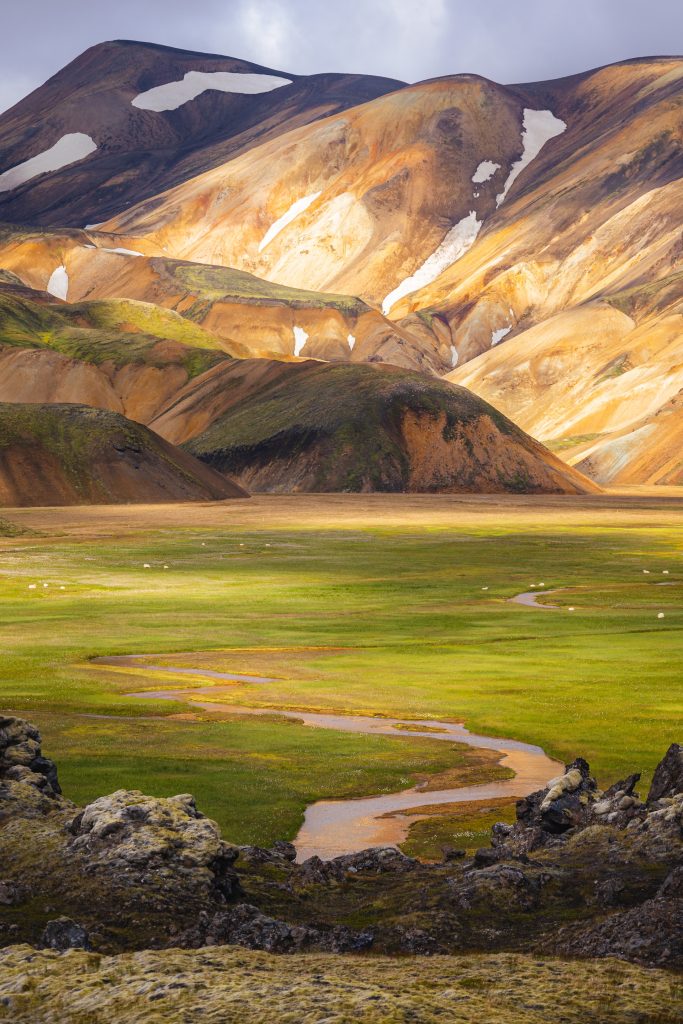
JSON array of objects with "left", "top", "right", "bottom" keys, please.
[
  {"left": 0, "top": 716, "right": 61, "bottom": 796},
  {"left": 40, "top": 918, "right": 90, "bottom": 951},
  {"left": 67, "top": 790, "right": 241, "bottom": 899},
  {"left": 198, "top": 903, "right": 373, "bottom": 954},
  {"left": 297, "top": 846, "right": 417, "bottom": 885}
]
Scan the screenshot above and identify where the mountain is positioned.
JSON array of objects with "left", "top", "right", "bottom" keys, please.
[
  {"left": 0, "top": 282, "right": 595, "bottom": 495},
  {"left": 0, "top": 42, "right": 679, "bottom": 491},
  {"left": 0, "top": 236, "right": 430, "bottom": 369},
  {"left": 0, "top": 402, "right": 247, "bottom": 505},
  {"left": 0, "top": 40, "right": 402, "bottom": 227},
  {"left": 449, "top": 271, "right": 683, "bottom": 484}
]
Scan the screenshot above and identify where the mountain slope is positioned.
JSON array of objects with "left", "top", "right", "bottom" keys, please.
[
  {"left": 0, "top": 40, "right": 403, "bottom": 227},
  {"left": 0, "top": 403, "right": 247, "bottom": 505},
  {"left": 149, "top": 359, "right": 599, "bottom": 494},
  {"left": 0, "top": 232, "right": 436, "bottom": 370},
  {"left": 449, "top": 273, "right": 683, "bottom": 483},
  {"left": 100, "top": 73, "right": 531, "bottom": 308},
  {"left": 0, "top": 281, "right": 235, "bottom": 423}
]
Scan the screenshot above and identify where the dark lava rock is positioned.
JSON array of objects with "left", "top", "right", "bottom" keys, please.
[
  {"left": 40, "top": 917, "right": 90, "bottom": 951},
  {"left": 648, "top": 743, "right": 683, "bottom": 802},
  {"left": 0, "top": 881, "right": 25, "bottom": 907},
  {"left": 441, "top": 845, "right": 467, "bottom": 862},
  {"left": 298, "top": 846, "right": 417, "bottom": 884},
  {"left": 555, "top": 884, "right": 683, "bottom": 969},
  {"left": 200, "top": 903, "right": 373, "bottom": 954},
  {"left": 0, "top": 716, "right": 61, "bottom": 796}
]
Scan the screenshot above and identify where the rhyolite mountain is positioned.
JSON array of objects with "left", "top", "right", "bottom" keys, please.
[
  {"left": 0, "top": 41, "right": 680, "bottom": 493},
  {"left": 0, "top": 281, "right": 596, "bottom": 495},
  {"left": 0, "top": 40, "right": 402, "bottom": 227}
]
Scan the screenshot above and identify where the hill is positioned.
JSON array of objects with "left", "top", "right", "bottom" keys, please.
[
  {"left": 155, "top": 360, "right": 599, "bottom": 494},
  {"left": 0, "top": 403, "right": 247, "bottom": 505}
]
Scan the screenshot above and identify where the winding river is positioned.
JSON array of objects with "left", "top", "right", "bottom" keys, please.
[{"left": 96, "top": 657, "right": 561, "bottom": 861}]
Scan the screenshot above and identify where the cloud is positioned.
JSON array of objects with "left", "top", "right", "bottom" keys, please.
[{"left": 233, "top": 0, "right": 294, "bottom": 68}]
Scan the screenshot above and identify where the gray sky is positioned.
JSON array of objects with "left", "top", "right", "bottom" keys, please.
[{"left": 1, "top": 0, "right": 681, "bottom": 114}]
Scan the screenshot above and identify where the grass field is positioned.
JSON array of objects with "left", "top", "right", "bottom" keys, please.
[{"left": 0, "top": 493, "right": 681, "bottom": 851}]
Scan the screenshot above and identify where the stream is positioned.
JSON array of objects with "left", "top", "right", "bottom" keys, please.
[{"left": 110, "top": 673, "right": 560, "bottom": 861}]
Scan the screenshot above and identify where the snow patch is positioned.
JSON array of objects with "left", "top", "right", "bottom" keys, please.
[
  {"left": 496, "top": 109, "right": 566, "bottom": 207},
  {"left": 382, "top": 211, "right": 482, "bottom": 315},
  {"left": 132, "top": 71, "right": 292, "bottom": 112},
  {"left": 102, "top": 247, "right": 144, "bottom": 257},
  {"left": 46, "top": 266, "right": 68, "bottom": 301},
  {"left": 293, "top": 326, "right": 309, "bottom": 357},
  {"left": 450, "top": 345, "right": 459, "bottom": 368},
  {"left": 84, "top": 222, "right": 105, "bottom": 231},
  {"left": 491, "top": 326, "right": 512, "bottom": 346},
  {"left": 0, "top": 133, "right": 97, "bottom": 193},
  {"left": 258, "top": 192, "right": 322, "bottom": 252},
  {"left": 472, "top": 160, "right": 500, "bottom": 184},
  {"left": 347, "top": 334, "right": 356, "bottom": 351}
]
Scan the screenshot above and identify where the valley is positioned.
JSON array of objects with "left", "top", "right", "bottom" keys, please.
[
  {"left": 0, "top": 25, "right": 681, "bottom": 1022},
  {"left": 1, "top": 493, "right": 680, "bottom": 851}
]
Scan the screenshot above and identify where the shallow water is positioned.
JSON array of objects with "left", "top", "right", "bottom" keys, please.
[
  {"left": 94, "top": 654, "right": 275, "bottom": 684},
  {"left": 126, "top": 680, "right": 561, "bottom": 862}
]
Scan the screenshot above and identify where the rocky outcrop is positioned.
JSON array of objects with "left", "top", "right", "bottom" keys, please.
[
  {"left": 40, "top": 918, "right": 90, "bottom": 952},
  {"left": 1, "top": 719, "right": 681, "bottom": 968},
  {"left": 647, "top": 742, "right": 683, "bottom": 802},
  {"left": 0, "top": 717, "right": 66, "bottom": 821},
  {"left": 67, "top": 790, "right": 241, "bottom": 901},
  {"left": 186, "top": 904, "right": 373, "bottom": 954}
]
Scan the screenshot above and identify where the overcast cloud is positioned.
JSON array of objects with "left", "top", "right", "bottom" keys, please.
[{"left": 0, "top": 0, "right": 681, "bottom": 114}]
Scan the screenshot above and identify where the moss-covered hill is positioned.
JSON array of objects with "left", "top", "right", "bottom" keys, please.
[
  {"left": 0, "top": 284, "right": 234, "bottom": 376},
  {"left": 176, "top": 360, "right": 599, "bottom": 495},
  {"left": 1, "top": 945, "right": 680, "bottom": 1024},
  {"left": 0, "top": 403, "right": 246, "bottom": 505}
]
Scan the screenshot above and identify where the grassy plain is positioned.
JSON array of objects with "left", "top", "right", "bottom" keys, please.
[{"left": 0, "top": 492, "right": 681, "bottom": 850}]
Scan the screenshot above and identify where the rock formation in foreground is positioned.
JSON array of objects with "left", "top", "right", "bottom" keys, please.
[{"left": 0, "top": 715, "right": 680, "bottom": 968}]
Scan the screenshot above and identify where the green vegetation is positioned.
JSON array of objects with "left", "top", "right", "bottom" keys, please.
[
  {"left": 186, "top": 362, "right": 516, "bottom": 489},
  {"left": 0, "top": 290, "right": 231, "bottom": 377},
  {"left": 0, "top": 517, "right": 24, "bottom": 536},
  {"left": 546, "top": 433, "right": 603, "bottom": 452},
  {"left": 603, "top": 269, "right": 683, "bottom": 321},
  {"left": 3, "top": 945, "right": 681, "bottom": 1024},
  {"left": 0, "top": 499, "right": 680, "bottom": 852},
  {"left": 400, "top": 799, "right": 517, "bottom": 860},
  {"left": 172, "top": 260, "right": 369, "bottom": 315}
]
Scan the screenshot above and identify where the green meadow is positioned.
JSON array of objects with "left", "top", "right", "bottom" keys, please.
[{"left": 0, "top": 497, "right": 680, "bottom": 850}]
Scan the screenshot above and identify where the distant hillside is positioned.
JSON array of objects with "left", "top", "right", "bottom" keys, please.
[
  {"left": 0, "top": 403, "right": 247, "bottom": 505},
  {"left": 158, "top": 360, "right": 599, "bottom": 495}
]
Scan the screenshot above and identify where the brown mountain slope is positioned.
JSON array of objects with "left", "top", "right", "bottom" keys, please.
[
  {"left": 0, "top": 233, "right": 437, "bottom": 371},
  {"left": 0, "top": 281, "right": 236, "bottom": 422},
  {"left": 101, "top": 73, "right": 529, "bottom": 308},
  {"left": 398, "top": 58, "right": 683, "bottom": 360},
  {"left": 93, "top": 55, "right": 682, "bottom": 380},
  {"left": 570, "top": 391, "right": 683, "bottom": 486},
  {"left": 0, "top": 281, "right": 592, "bottom": 495},
  {"left": 149, "top": 359, "right": 599, "bottom": 495},
  {"left": 0, "top": 40, "right": 403, "bottom": 228},
  {"left": 0, "top": 403, "right": 247, "bottom": 506},
  {"left": 448, "top": 274, "right": 683, "bottom": 484}
]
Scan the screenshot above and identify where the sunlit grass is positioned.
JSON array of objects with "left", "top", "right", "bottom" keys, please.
[{"left": 0, "top": 504, "right": 681, "bottom": 847}]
